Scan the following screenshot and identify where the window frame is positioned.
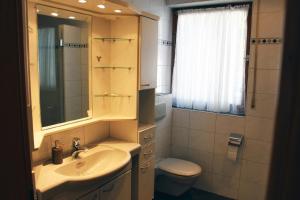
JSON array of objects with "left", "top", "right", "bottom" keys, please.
[{"left": 170, "top": 2, "right": 253, "bottom": 115}]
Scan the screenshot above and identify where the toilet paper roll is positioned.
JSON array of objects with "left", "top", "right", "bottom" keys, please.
[{"left": 227, "top": 145, "right": 238, "bottom": 161}]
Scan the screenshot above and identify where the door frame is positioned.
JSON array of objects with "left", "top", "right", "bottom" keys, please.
[
  {"left": 267, "top": 0, "right": 300, "bottom": 199},
  {"left": 0, "top": 0, "right": 34, "bottom": 199}
]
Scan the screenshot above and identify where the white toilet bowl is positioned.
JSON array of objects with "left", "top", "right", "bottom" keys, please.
[{"left": 155, "top": 158, "right": 202, "bottom": 196}]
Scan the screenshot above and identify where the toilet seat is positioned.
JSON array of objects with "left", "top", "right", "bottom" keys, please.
[{"left": 158, "top": 158, "right": 202, "bottom": 176}]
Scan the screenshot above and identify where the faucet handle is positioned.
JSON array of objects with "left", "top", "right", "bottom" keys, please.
[{"left": 72, "top": 137, "right": 81, "bottom": 150}]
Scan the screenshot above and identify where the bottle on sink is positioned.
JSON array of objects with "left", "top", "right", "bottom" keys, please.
[{"left": 52, "top": 140, "right": 63, "bottom": 164}]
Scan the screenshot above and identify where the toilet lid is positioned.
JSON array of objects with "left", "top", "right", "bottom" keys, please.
[{"left": 158, "top": 158, "right": 202, "bottom": 176}]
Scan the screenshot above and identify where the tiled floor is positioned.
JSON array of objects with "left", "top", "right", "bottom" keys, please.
[{"left": 154, "top": 189, "right": 234, "bottom": 200}]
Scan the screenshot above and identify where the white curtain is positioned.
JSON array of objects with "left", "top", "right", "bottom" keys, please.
[
  {"left": 172, "top": 6, "right": 249, "bottom": 115},
  {"left": 38, "top": 27, "right": 57, "bottom": 90}
]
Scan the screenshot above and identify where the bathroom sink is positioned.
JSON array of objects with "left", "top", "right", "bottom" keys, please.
[
  {"left": 55, "top": 148, "right": 130, "bottom": 178},
  {"left": 34, "top": 145, "right": 131, "bottom": 193}
]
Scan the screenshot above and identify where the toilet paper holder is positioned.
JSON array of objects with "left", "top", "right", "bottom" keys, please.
[{"left": 228, "top": 133, "right": 243, "bottom": 147}]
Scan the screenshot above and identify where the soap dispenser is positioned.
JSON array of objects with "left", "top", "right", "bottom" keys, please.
[{"left": 52, "top": 140, "right": 63, "bottom": 164}]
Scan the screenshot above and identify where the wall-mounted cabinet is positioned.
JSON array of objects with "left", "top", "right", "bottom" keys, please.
[{"left": 139, "top": 17, "right": 158, "bottom": 90}]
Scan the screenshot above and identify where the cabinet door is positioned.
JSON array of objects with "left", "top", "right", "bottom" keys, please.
[
  {"left": 77, "top": 190, "right": 99, "bottom": 200},
  {"left": 140, "top": 16, "right": 158, "bottom": 90},
  {"left": 100, "top": 171, "right": 131, "bottom": 200},
  {"left": 138, "top": 159, "right": 155, "bottom": 200}
]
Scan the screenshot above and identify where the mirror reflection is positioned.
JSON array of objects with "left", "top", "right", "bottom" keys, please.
[{"left": 37, "top": 6, "right": 90, "bottom": 127}]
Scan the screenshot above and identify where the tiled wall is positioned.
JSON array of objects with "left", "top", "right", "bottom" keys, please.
[
  {"left": 170, "top": 0, "right": 285, "bottom": 199},
  {"left": 155, "top": 94, "right": 173, "bottom": 163},
  {"left": 32, "top": 122, "right": 109, "bottom": 164}
]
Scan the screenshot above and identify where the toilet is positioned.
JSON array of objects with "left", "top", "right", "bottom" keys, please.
[{"left": 155, "top": 158, "right": 202, "bottom": 196}]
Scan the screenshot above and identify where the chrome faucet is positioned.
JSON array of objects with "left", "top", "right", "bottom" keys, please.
[{"left": 72, "top": 137, "right": 87, "bottom": 159}]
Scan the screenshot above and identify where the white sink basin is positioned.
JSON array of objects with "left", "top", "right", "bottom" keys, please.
[
  {"left": 55, "top": 148, "right": 130, "bottom": 178},
  {"left": 34, "top": 144, "right": 131, "bottom": 192}
]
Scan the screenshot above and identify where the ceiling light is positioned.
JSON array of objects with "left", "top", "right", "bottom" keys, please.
[
  {"left": 114, "top": 9, "right": 122, "bottom": 13},
  {"left": 97, "top": 4, "right": 106, "bottom": 9},
  {"left": 69, "top": 16, "right": 76, "bottom": 19},
  {"left": 51, "top": 12, "right": 59, "bottom": 17},
  {"left": 36, "top": 9, "right": 40, "bottom": 13},
  {"left": 78, "top": 0, "right": 87, "bottom": 3}
]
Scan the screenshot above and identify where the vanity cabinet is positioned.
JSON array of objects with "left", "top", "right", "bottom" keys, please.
[
  {"left": 139, "top": 16, "right": 158, "bottom": 90},
  {"left": 78, "top": 190, "right": 99, "bottom": 200},
  {"left": 137, "top": 126, "right": 155, "bottom": 200},
  {"left": 138, "top": 159, "right": 155, "bottom": 200},
  {"left": 77, "top": 171, "right": 131, "bottom": 200},
  {"left": 100, "top": 170, "right": 131, "bottom": 200}
]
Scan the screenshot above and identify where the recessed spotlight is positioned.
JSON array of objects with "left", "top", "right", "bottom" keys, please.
[
  {"left": 36, "top": 9, "right": 40, "bottom": 13},
  {"left": 78, "top": 0, "right": 87, "bottom": 3},
  {"left": 114, "top": 9, "right": 122, "bottom": 13},
  {"left": 51, "top": 12, "right": 59, "bottom": 17},
  {"left": 69, "top": 16, "right": 76, "bottom": 19},
  {"left": 97, "top": 4, "right": 106, "bottom": 9}
]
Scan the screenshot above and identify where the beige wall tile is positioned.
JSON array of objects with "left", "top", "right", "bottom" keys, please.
[
  {"left": 214, "top": 133, "right": 229, "bottom": 155},
  {"left": 245, "top": 117, "right": 275, "bottom": 142},
  {"left": 50, "top": 127, "right": 85, "bottom": 154},
  {"left": 84, "top": 122, "right": 109, "bottom": 145},
  {"left": 213, "top": 154, "right": 242, "bottom": 180},
  {"left": 249, "top": 44, "right": 283, "bottom": 70},
  {"left": 32, "top": 136, "right": 52, "bottom": 163},
  {"left": 172, "top": 108, "right": 189, "bottom": 128},
  {"left": 171, "top": 145, "right": 189, "bottom": 159},
  {"left": 215, "top": 114, "right": 245, "bottom": 135},
  {"left": 155, "top": 95, "right": 173, "bottom": 161},
  {"left": 253, "top": 0, "right": 285, "bottom": 13},
  {"left": 246, "top": 93, "right": 278, "bottom": 119},
  {"left": 247, "top": 69, "right": 280, "bottom": 94},
  {"left": 240, "top": 160, "right": 270, "bottom": 184},
  {"left": 189, "top": 129, "right": 214, "bottom": 153},
  {"left": 172, "top": 126, "right": 189, "bottom": 148},
  {"left": 212, "top": 174, "right": 239, "bottom": 199},
  {"left": 189, "top": 111, "right": 216, "bottom": 132},
  {"left": 193, "top": 172, "right": 214, "bottom": 192},
  {"left": 188, "top": 149, "right": 213, "bottom": 173},
  {"left": 242, "top": 139, "right": 272, "bottom": 164},
  {"left": 252, "top": 12, "right": 285, "bottom": 38},
  {"left": 255, "top": 45, "right": 283, "bottom": 69},
  {"left": 156, "top": 126, "right": 171, "bottom": 161},
  {"left": 238, "top": 180, "right": 267, "bottom": 200}
]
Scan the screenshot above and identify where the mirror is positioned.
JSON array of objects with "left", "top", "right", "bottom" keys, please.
[{"left": 37, "top": 5, "right": 90, "bottom": 127}]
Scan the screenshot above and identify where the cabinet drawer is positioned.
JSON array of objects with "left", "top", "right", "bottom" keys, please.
[
  {"left": 139, "top": 127, "right": 155, "bottom": 145},
  {"left": 100, "top": 170, "right": 131, "bottom": 200},
  {"left": 77, "top": 190, "right": 99, "bottom": 200},
  {"left": 138, "top": 159, "right": 155, "bottom": 200},
  {"left": 139, "top": 142, "right": 155, "bottom": 164}
]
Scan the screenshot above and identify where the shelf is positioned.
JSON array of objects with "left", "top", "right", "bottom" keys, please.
[
  {"left": 138, "top": 123, "right": 155, "bottom": 132},
  {"left": 94, "top": 37, "right": 134, "bottom": 42},
  {"left": 94, "top": 93, "right": 132, "bottom": 98},
  {"left": 94, "top": 66, "right": 133, "bottom": 70}
]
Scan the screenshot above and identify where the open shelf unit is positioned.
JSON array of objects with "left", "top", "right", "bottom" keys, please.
[
  {"left": 138, "top": 89, "right": 155, "bottom": 131},
  {"left": 94, "top": 93, "right": 132, "bottom": 98},
  {"left": 92, "top": 15, "right": 138, "bottom": 120},
  {"left": 93, "top": 37, "right": 134, "bottom": 42},
  {"left": 94, "top": 65, "right": 133, "bottom": 70}
]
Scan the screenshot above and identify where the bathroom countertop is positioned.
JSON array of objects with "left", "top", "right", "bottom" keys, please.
[{"left": 33, "top": 137, "right": 141, "bottom": 194}]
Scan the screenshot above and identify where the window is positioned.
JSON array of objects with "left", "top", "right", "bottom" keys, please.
[{"left": 172, "top": 5, "right": 249, "bottom": 115}]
